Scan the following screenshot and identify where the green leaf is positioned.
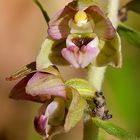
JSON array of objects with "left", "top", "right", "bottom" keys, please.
[
  {"left": 6, "top": 62, "right": 36, "bottom": 81},
  {"left": 95, "top": 33, "right": 122, "bottom": 68},
  {"left": 64, "top": 87, "right": 87, "bottom": 132},
  {"left": 34, "top": 0, "right": 50, "bottom": 23},
  {"left": 118, "top": 22, "right": 140, "bottom": 47},
  {"left": 65, "top": 78, "right": 96, "bottom": 99},
  {"left": 93, "top": 118, "right": 139, "bottom": 140}
]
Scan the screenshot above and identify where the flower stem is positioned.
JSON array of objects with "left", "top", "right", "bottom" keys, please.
[
  {"left": 34, "top": 0, "right": 50, "bottom": 24},
  {"left": 84, "top": 0, "right": 120, "bottom": 140}
]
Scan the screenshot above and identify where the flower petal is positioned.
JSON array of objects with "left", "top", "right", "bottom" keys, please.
[
  {"left": 48, "top": 6, "right": 77, "bottom": 40},
  {"left": 79, "top": 38, "right": 99, "bottom": 68},
  {"left": 85, "top": 6, "right": 116, "bottom": 40},
  {"left": 34, "top": 115, "right": 48, "bottom": 136},
  {"left": 26, "top": 72, "right": 66, "bottom": 98},
  {"left": 61, "top": 46, "right": 80, "bottom": 68},
  {"left": 62, "top": 34, "right": 99, "bottom": 68},
  {"left": 9, "top": 73, "right": 48, "bottom": 103}
]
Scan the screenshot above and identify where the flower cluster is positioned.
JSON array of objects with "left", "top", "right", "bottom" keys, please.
[{"left": 7, "top": 0, "right": 122, "bottom": 139}]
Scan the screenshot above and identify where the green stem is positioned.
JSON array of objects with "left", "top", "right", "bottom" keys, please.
[
  {"left": 34, "top": 0, "right": 50, "bottom": 24},
  {"left": 84, "top": 0, "right": 120, "bottom": 140}
]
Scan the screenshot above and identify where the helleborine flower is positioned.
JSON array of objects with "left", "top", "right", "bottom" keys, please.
[
  {"left": 7, "top": 63, "right": 87, "bottom": 140},
  {"left": 48, "top": 4, "right": 116, "bottom": 41},
  {"left": 41, "top": 1, "right": 122, "bottom": 68}
]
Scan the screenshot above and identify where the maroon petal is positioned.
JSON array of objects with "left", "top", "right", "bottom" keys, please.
[
  {"left": 48, "top": 6, "right": 77, "bottom": 40},
  {"left": 9, "top": 73, "right": 47, "bottom": 103},
  {"left": 85, "top": 6, "right": 116, "bottom": 40}
]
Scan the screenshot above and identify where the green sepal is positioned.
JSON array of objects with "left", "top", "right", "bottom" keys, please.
[
  {"left": 6, "top": 62, "right": 36, "bottom": 81},
  {"left": 65, "top": 78, "right": 96, "bottom": 99},
  {"left": 36, "top": 38, "right": 69, "bottom": 70},
  {"left": 64, "top": 87, "right": 87, "bottom": 132},
  {"left": 77, "top": 0, "right": 98, "bottom": 10},
  {"left": 95, "top": 33, "right": 122, "bottom": 68}
]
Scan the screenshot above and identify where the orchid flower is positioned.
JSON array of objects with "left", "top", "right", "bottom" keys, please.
[
  {"left": 42, "top": 1, "right": 122, "bottom": 68},
  {"left": 7, "top": 63, "right": 87, "bottom": 139}
]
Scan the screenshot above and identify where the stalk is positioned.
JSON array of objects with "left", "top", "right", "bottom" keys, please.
[{"left": 84, "top": 0, "right": 120, "bottom": 139}]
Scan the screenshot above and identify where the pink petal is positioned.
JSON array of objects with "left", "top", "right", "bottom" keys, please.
[
  {"left": 78, "top": 37, "right": 99, "bottom": 68},
  {"left": 62, "top": 36, "right": 99, "bottom": 68},
  {"left": 34, "top": 115, "right": 48, "bottom": 136},
  {"left": 48, "top": 6, "right": 77, "bottom": 40},
  {"left": 85, "top": 6, "right": 116, "bottom": 40},
  {"left": 26, "top": 72, "right": 66, "bottom": 98},
  {"left": 61, "top": 46, "right": 80, "bottom": 68}
]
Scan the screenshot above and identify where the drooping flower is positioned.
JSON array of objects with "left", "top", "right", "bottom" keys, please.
[
  {"left": 7, "top": 62, "right": 87, "bottom": 139},
  {"left": 36, "top": 1, "right": 121, "bottom": 69}
]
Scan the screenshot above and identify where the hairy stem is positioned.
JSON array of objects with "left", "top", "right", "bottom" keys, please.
[{"left": 84, "top": 0, "right": 120, "bottom": 140}]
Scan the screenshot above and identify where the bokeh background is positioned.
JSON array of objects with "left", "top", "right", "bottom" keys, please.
[{"left": 0, "top": 0, "right": 140, "bottom": 140}]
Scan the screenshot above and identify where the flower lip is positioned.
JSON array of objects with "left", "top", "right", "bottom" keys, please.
[{"left": 71, "top": 37, "right": 93, "bottom": 48}]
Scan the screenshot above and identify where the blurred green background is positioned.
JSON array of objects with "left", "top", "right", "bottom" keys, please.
[{"left": 0, "top": 0, "right": 140, "bottom": 140}]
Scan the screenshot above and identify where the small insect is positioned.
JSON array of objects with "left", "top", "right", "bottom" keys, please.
[{"left": 92, "top": 91, "right": 112, "bottom": 120}]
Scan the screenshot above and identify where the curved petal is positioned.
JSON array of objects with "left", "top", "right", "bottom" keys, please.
[
  {"left": 26, "top": 72, "right": 66, "bottom": 98},
  {"left": 79, "top": 37, "right": 99, "bottom": 68},
  {"left": 61, "top": 46, "right": 80, "bottom": 68},
  {"left": 62, "top": 34, "right": 99, "bottom": 68},
  {"left": 48, "top": 6, "right": 77, "bottom": 40},
  {"left": 85, "top": 6, "right": 116, "bottom": 40},
  {"left": 34, "top": 115, "right": 48, "bottom": 136}
]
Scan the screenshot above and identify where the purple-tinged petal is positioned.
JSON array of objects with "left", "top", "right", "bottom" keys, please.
[
  {"left": 48, "top": 6, "right": 77, "bottom": 40},
  {"left": 9, "top": 73, "right": 48, "bottom": 103},
  {"left": 79, "top": 37, "right": 99, "bottom": 68},
  {"left": 85, "top": 6, "right": 116, "bottom": 40},
  {"left": 62, "top": 34, "right": 99, "bottom": 68},
  {"left": 26, "top": 72, "right": 66, "bottom": 98},
  {"left": 34, "top": 115, "right": 48, "bottom": 136},
  {"left": 61, "top": 46, "right": 80, "bottom": 68}
]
